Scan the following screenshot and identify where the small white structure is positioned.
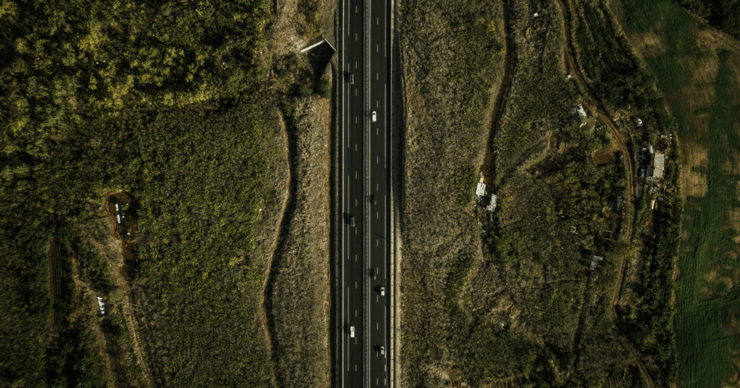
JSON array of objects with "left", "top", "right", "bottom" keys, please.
[
  {"left": 115, "top": 202, "right": 125, "bottom": 225},
  {"left": 533, "top": 12, "right": 539, "bottom": 17},
  {"left": 649, "top": 145, "right": 655, "bottom": 154},
  {"left": 300, "top": 38, "right": 337, "bottom": 53},
  {"left": 476, "top": 182, "right": 486, "bottom": 197},
  {"left": 573, "top": 104, "right": 587, "bottom": 126},
  {"left": 487, "top": 194, "right": 498, "bottom": 212},
  {"left": 566, "top": 73, "right": 573, "bottom": 79},
  {"left": 476, "top": 173, "right": 486, "bottom": 198},
  {"left": 652, "top": 153, "right": 665, "bottom": 179},
  {"left": 97, "top": 296, "right": 106, "bottom": 315},
  {"left": 590, "top": 256, "right": 603, "bottom": 270},
  {"left": 651, "top": 199, "right": 656, "bottom": 209},
  {"left": 633, "top": 116, "right": 643, "bottom": 127}
]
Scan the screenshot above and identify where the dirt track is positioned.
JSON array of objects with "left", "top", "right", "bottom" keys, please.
[
  {"left": 480, "top": 0, "right": 514, "bottom": 179},
  {"left": 259, "top": 111, "right": 291, "bottom": 388},
  {"left": 76, "top": 197, "right": 154, "bottom": 388},
  {"left": 552, "top": 1, "right": 653, "bottom": 387}
]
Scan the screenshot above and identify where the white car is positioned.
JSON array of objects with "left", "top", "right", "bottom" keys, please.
[
  {"left": 379, "top": 287, "right": 385, "bottom": 297},
  {"left": 350, "top": 326, "right": 355, "bottom": 338},
  {"left": 372, "top": 111, "right": 377, "bottom": 122},
  {"left": 379, "top": 345, "right": 385, "bottom": 356}
]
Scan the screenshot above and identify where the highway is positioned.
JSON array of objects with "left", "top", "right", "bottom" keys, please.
[{"left": 339, "top": 0, "right": 392, "bottom": 386}]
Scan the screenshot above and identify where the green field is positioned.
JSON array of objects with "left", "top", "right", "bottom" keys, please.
[
  {"left": 674, "top": 50, "right": 740, "bottom": 388},
  {"left": 620, "top": 1, "right": 740, "bottom": 386}
]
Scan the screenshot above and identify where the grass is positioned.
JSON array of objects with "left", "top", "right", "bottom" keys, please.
[
  {"left": 454, "top": 165, "right": 478, "bottom": 206},
  {"left": 621, "top": 0, "right": 695, "bottom": 96},
  {"left": 620, "top": 1, "right": 740, "bottom": 385},
  {"left": 674, "top": 51, "right": 740, "bottom": 388}
]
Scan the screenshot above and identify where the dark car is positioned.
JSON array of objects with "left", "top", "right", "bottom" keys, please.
[{"left": 349, "top": 73, "right": 354, "bottom": 85}]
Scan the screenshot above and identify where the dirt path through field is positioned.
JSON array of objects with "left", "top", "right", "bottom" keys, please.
[
  {"left": 68, "top": 257, "right": 117, "bottom": 388},
  {"left": 553, "top": 1, "right": 652, "bottom": 387},
  {"left": 259, "top": 112, "right": 291, "bottom": 388},
  {"left": 479, "top": 0, "right": 514, "bottom": 179},
  {"left": 81, "top": 215, "right": 154, "bottom": 388},
  {"left": 96, "top": 197, "right": 155, "bottom": 388}
]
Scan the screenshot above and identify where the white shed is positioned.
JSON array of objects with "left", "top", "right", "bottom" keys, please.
[
  {"left": 590, "top": 256, "right": 604, "bottom": 270},
  {"left": 573, "top": 104, "right": 587, "bottom": 122},
  {"left": 476, "top": 182, "right": 486, "bottom": 197},
  {"left": 487, "top": 194, "right": 498, "bottom": 212},
  {"left": 653, "top": 153, "right": 665, "bottom": 179}
]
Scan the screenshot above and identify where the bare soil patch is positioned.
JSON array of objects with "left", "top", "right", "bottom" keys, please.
[
  {"left": 104, "top": 192, "right": 138, "bottom": 277},
  {"left": 704, "top": 266, "right": 735, "bottom": 296},
  {"left": 681, "top": 142, "right": 710, "bottom": 198},
  {"left": 594, "top": 141, "right": 620, "bottom": 164},
  {"left": 630, "top": 31, "right": 666, "bottom": 57},
  {"left": 270, "top": 0, "right": 308, "bottom": 57}
]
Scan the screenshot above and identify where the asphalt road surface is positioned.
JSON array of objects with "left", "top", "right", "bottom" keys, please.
[{"left": 339, "top": 0, "right": 392, "bottom": 386}]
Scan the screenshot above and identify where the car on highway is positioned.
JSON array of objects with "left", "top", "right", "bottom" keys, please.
[
  {"left": 372, "top": 111, "right": 377, "bottom": 122},
  {"left": 370, "top": 268, "right": 377, "bottom": 280},
  {"left": 379, "top": 345, "right": 385, "bottom": 356},
  {"left": 370, "top": 195, "right": 377, "bottom": 205},
  {"left": 350, "top": 325, "right": 355, "bottom": 338},
  {"left": 379, "top": 286, "right": 385, "bottom": 296},
  {"left": 350, "top": 215, "right": 356, "bottom": 227},
  {"left": 349, "top": 73, "right": 354, "bottom": 85}
]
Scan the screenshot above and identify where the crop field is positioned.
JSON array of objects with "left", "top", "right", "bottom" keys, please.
[
  {"left": 673, "top": 51, "right": 740, "bottom": 387},
  {"left": 618, "top": 0, "right": 740, "bottom": 386},
  {"left": 620, "top": 0, "right": 695, "bottom": 99}
]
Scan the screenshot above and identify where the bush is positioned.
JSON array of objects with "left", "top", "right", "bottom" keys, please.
[{"left": 317, "top": 76, "right": 332, "bottom": 99}]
